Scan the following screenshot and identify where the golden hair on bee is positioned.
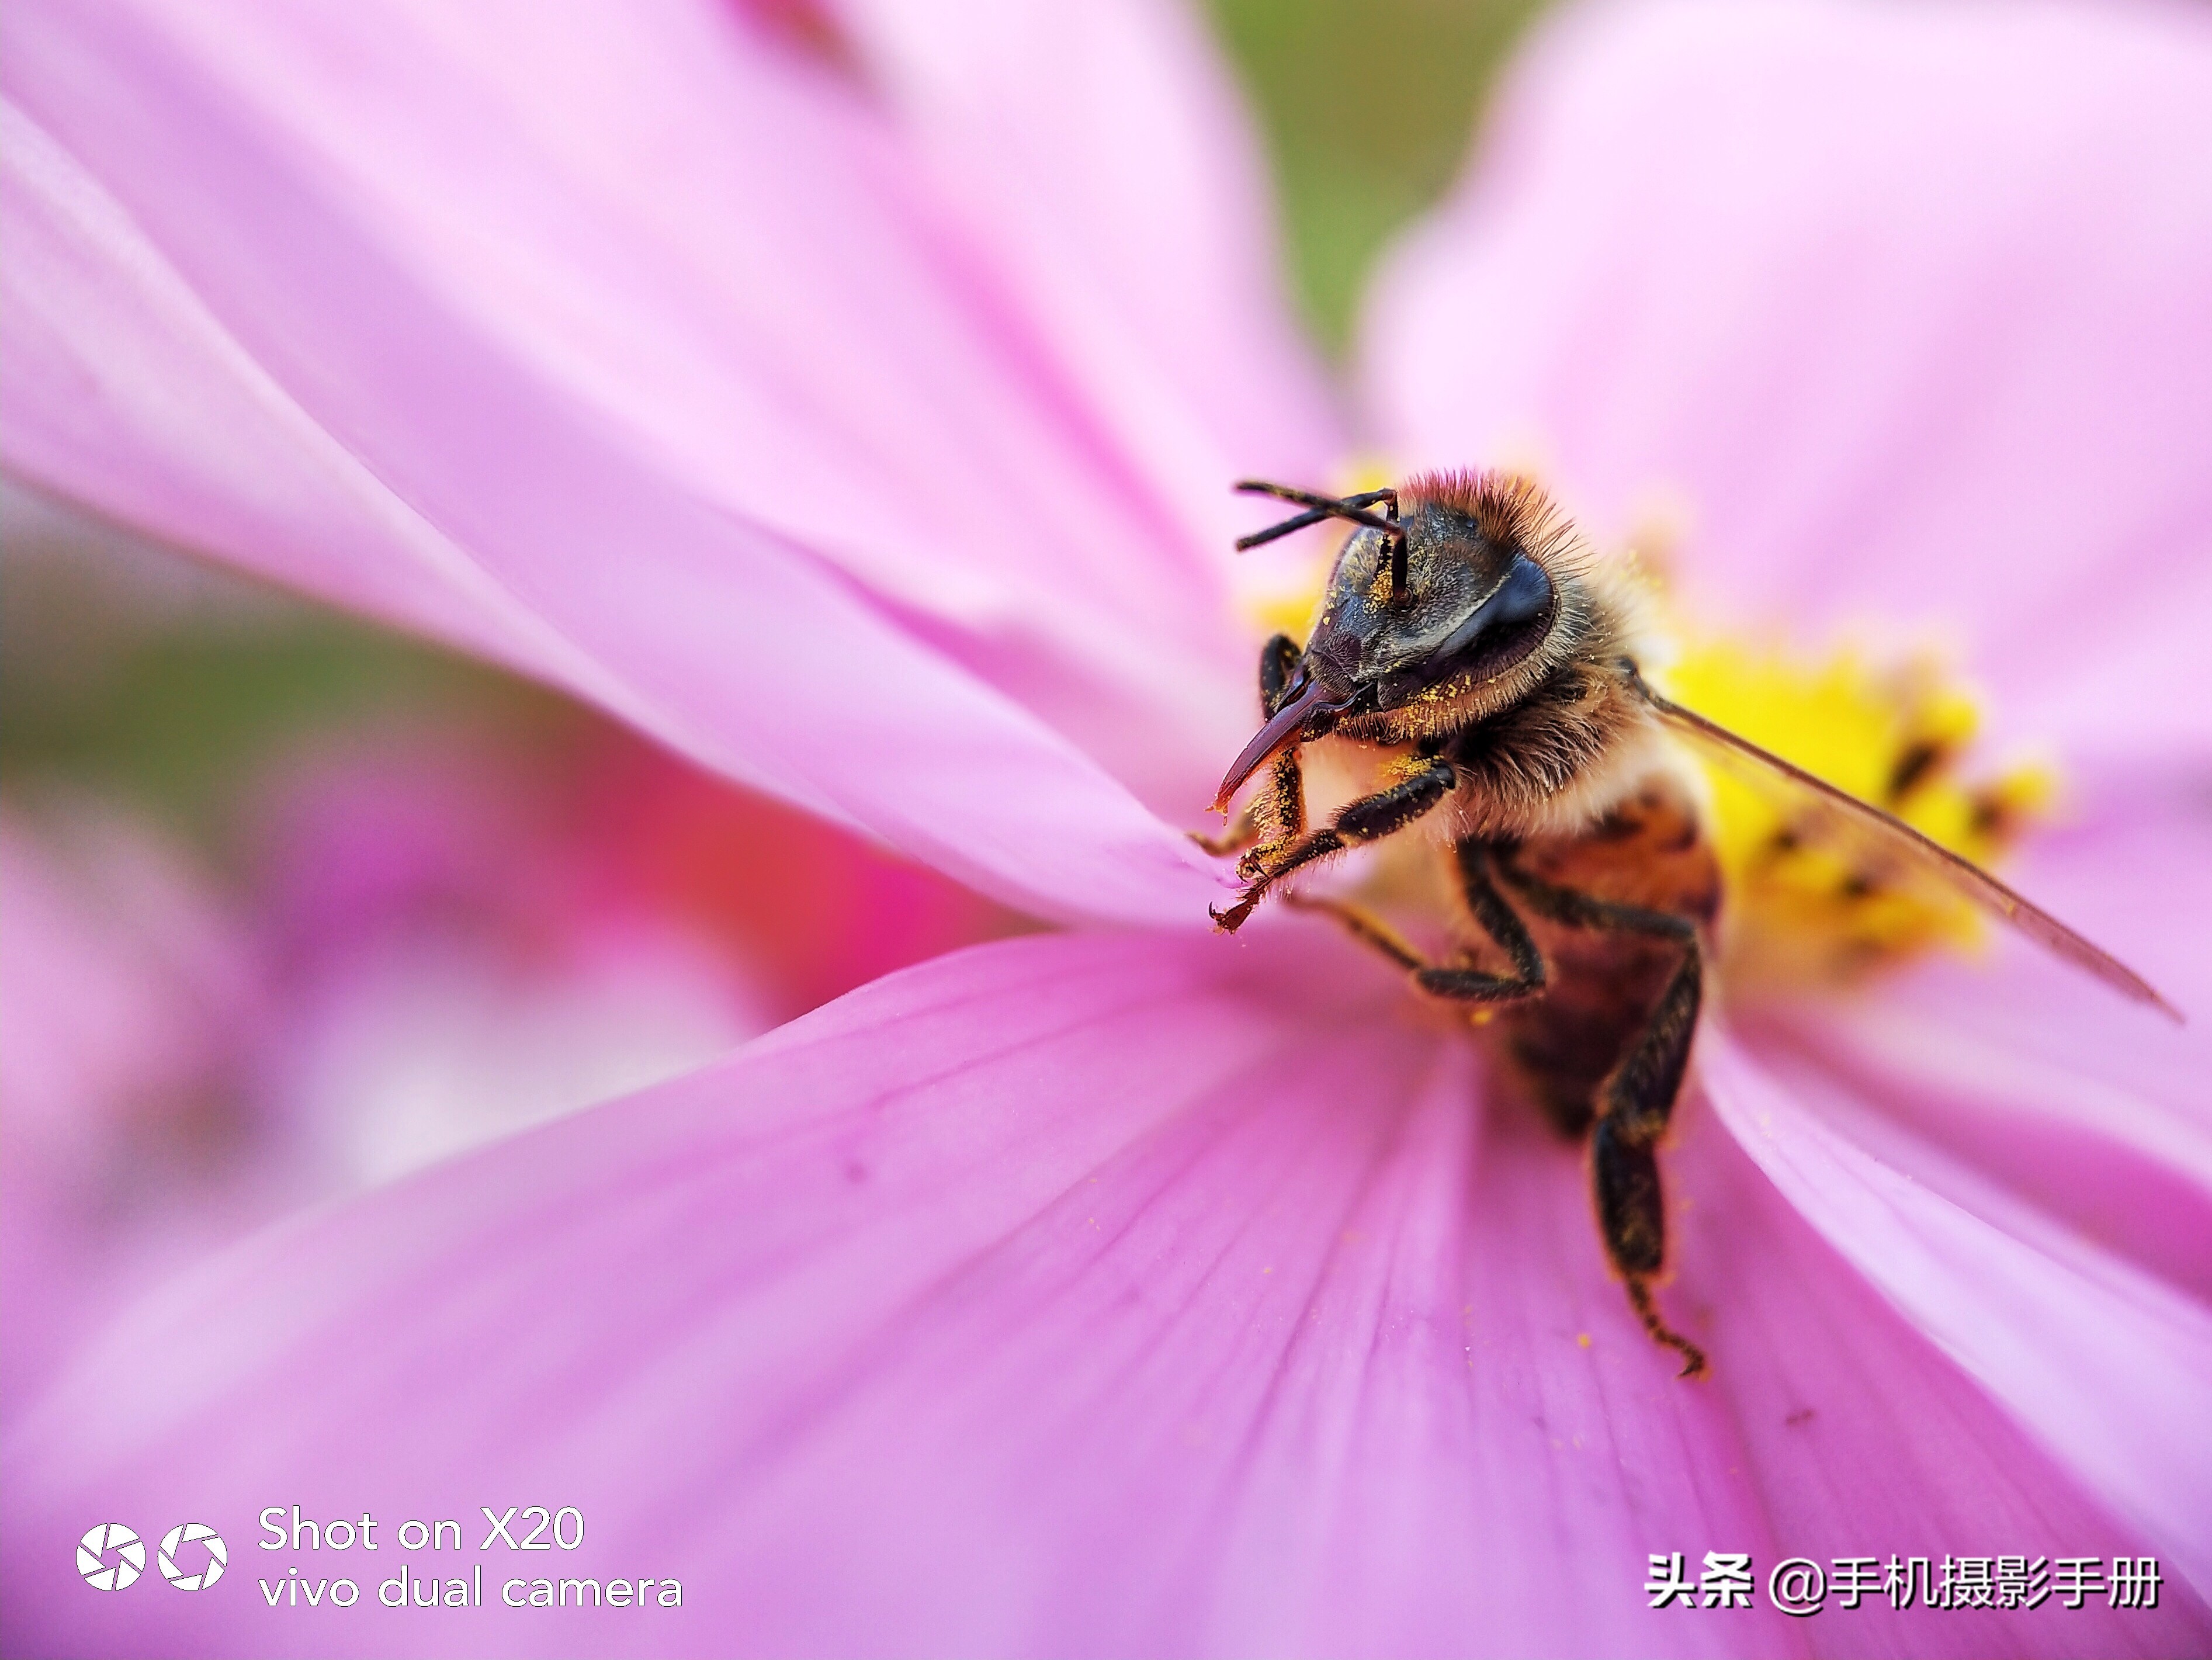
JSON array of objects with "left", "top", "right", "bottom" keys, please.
[
  {"left": 1216, "top": 469, "right": 1660, "bottom": 841},
  {"left": 1381, "top": 472, "right": 1668, "bottom": 841}
]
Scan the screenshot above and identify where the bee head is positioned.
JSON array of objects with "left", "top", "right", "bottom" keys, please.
[{"left": 1214, "top": 473, "right": 1572, "bottom": 811}]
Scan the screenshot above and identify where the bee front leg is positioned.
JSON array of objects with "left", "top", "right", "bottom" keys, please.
[
  {"left": 1212, "top": 753, "right": 1455, "bottom": 931},
  {"left": 1192, "top": 636, "right": 1306, "bottom": 859},
  {"left": 1189, "top": 767, "right": 1299, "bottom": 859},
  {"left": 1255, "top": 632, "right": 1302, "bottom": 716},
  {"left": 1494, "top": 857, "right": 1709, "bottom": 1379}
]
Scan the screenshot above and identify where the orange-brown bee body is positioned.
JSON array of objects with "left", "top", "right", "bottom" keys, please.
[{"left": 1501, "top": 770, "right": 1720, "bottom": 1139}]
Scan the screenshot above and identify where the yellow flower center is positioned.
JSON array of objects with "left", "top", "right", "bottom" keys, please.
[{"left": 1655, "top": 635, "right": 2053, "bottom": 995}]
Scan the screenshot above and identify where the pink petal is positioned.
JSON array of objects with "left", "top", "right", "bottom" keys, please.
[
  {"left": 0, "top": 103, "right": 1214, "bottom": 927},
  {"left": 4, "top": 0, "right": 1261, "bottom": 739},
  {"left": 1663, "top": 1084, "right": 2207, "bottom": 1656},
  {"left": 8, "top": 928, "right": 2200, "bottom": 1655},
  {"left": 1999, "top": 771, "right": 2212, "bottom": 1024},
  {"left": 0, "top": 808, "right": 261, "bottom": 1416},
  {"left": 0, "top": 100, "right": 543, "bottom": 682},
  {"left": 0, "top": 0, "right": 1294, "bottom": 913},
  {"left": 1778, "top": 982, "right": 2212, "bottom": 1309},
  {"left": 0, "top": 810, "right": 253, "bottom": 1162},
  {"left": 1764, "top": 787, "right": 2212, "bottom": 1306},
  {"left": 1361, "top": 0, "right": 2212, "bottom": 766},
  {"left": 837, "top": 0, "right": 1343, "bottom": 550},
  {"left": 1705, "top": 1032, "right": 2212, "bottom": 1604}
]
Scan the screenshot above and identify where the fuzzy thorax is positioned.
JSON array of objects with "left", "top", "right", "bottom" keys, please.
[{"left": 1332, "top": 480, "right": 1672, "bottom": 843}]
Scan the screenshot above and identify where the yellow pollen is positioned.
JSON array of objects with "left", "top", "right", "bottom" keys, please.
[{"left": 1658, "top": 635, "right": 2056, "bottom": 993}]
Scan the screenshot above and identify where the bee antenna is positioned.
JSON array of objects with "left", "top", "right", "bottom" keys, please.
[{"left": 1232, "top": 480, "right": 1406, "bottom": 598}]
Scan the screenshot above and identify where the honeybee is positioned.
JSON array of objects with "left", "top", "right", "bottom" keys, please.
[{"left": 1206, "top": 472, "right": 2178, "bottom": 1377}]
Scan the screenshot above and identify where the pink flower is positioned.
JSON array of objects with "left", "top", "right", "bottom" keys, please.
[
  {"left": 5, "top": 1, "right": 2210, "bottom": 1655},
  {"left": 0, "top": 804, "right": 264, "bottom": 1419},
  {"left": 0, "top": 741, "right": 772, "bottom": 1417},
  {"left": 239, "top": 727, "right": 778, "bottom": 1188},
  {"left": 0, "top": 655, "right": 1001, "bottom": 1418}
]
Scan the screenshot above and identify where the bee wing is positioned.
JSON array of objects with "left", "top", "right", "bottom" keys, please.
[{"left": 1644, "top": 689, "right": 2181, "bottom": 1021}]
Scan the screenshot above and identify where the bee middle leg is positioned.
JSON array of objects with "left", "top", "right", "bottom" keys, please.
[
  {"left": 1211, "top": 753, "right": 1456, "bottom": 932},
  {"left": 1192, "top": 636, "right": 1306, "bottom": 860},
  {"left": 1494, "top": 854, "right": 1709, "bottom": 1378},
  {"left": 1284, "top": 840, "right": 1546, "bottom": 1005}
]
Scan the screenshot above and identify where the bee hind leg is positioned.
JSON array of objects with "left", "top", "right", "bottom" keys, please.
[
  {"left": 1495, "top": 856, "right": 1709, "bottom": 1378},
  {"left": 1596, "top": 1121, "right": 1708, "bottom": 1380}
]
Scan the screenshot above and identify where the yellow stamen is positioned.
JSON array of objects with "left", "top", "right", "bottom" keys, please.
[
  {"left": 1659, "top": 635, "right": 2056, "bottom": 993},
  {"left": 1246, "top": 585, "right": 1327, "bottom": 645}
]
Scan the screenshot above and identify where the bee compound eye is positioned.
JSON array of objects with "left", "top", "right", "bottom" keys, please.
[{"left": 1426, "top": 551, "right": 1554, "bottom": 680}]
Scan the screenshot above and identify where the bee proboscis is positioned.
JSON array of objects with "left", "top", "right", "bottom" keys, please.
[{"left": 1207, "top": 473, "right": 2178, "bottom": 1377}]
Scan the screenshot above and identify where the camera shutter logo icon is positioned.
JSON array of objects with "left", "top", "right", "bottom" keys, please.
[
  {"left": 157, "top": 1523, "right": 227, "bottom": 1592},
  {"left": 77, "top": 1524, "right": 145, "bottom": 1592}
]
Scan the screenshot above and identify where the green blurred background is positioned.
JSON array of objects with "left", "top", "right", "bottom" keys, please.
[
  {"left": 1213, "top": 0, "right": 1546, "bottom": 352},
  {"left": 0, "top": 0, "right": 1548, "bottom": 857}
]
